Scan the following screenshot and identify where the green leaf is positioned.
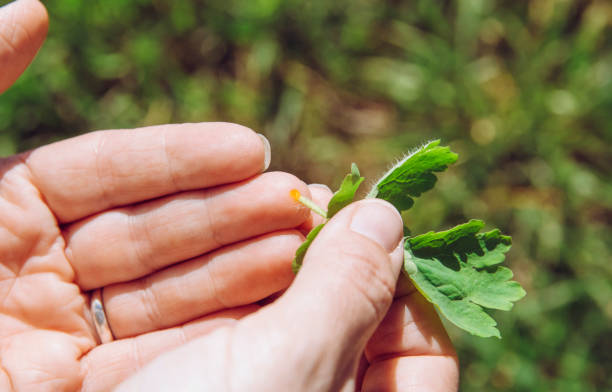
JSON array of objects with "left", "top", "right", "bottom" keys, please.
[
  {"left": 291, "top": 141, "right": 526, "bottom": 340},
  {"left": 405, "top": 220, "right": 526, "bottom": 338},
  {"left": 292, "top": 164, "right": 363, "bottom": 275},
  {"left": 368, "top": 140, "right": 458, "bottom": 212},
  {"left": 326, "top": 163, "right": 364, "bottom": 218},
  {"left": 292, "top": 223, "right": 325, "bottom": 273}
]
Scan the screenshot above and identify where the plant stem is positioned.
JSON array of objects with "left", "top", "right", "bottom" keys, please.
[{"left": 290, "top": 189, "right": 327, "bottom": 218}]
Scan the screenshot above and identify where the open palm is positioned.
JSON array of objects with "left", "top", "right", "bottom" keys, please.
[{"left": 1, "top": 121, "right": 318, "bottom": 391}]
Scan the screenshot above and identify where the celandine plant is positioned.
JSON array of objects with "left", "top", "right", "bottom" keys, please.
[{"left": 291, "top": 140, "right": 526, "bottom": 338}]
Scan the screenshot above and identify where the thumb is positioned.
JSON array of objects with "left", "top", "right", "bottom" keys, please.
[
  {"left": 268, "top": 199, "right": 404, "bottom": 388},
  {"left": 114, "top": 200, "right": 405, "bottom": 392},
  {"left": 0, "top": 0, "right": 48, "bottom": 94}
]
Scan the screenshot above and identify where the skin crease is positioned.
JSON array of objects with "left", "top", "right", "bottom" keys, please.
[{"left": 0, "top": 1, "right": 459, "bottom": 391}]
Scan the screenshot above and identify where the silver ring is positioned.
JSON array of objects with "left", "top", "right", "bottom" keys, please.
[{"left": 90, "top": 288, "right": 114, "bottom": 344}]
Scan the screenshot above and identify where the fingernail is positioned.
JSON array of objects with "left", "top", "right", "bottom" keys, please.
[
  {"left": 257, "top": 133, "right": 271, "bottom": 172},
  {"left": 349, "top": 199, "right": 403, "bottom": 253},
  {"left": 309, "top": 183, "right": 332, "bottom": 193},
  {"left": 389, "top": 239, "right": 405, "bottom": 275}
]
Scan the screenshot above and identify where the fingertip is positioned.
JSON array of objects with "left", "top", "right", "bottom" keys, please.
[
  {"left": 348, "top": 199, "right": 404, "bottom": 262},
  {"left": 259, "top": 171, "right": 313, "bottom": 226},
  {"left": 308, "top": 183, "right": 332, "bottom": 193},
  {"left": 7, "top": 0, "right": 49, "bottom": 25},
  {"left": 308, "top": 183, "right": 333, "bottom": 206},
  {"left": 263, "top": 170, "right": 312, "bottom": 199},
  {"left": 18, "top": 0, "right": 50, "bottom": 35},
  {"left": 0, "top": 0, "right": 49, "bottom": 93},
  {"left": 299, "top": 183, "right": 334, "bottom": 231},
  {"left": 208, "top": 123, "right": 269, "bottom": 177},
  {"left": 30, "top": 0, "right": 49, "bottom": 32}
]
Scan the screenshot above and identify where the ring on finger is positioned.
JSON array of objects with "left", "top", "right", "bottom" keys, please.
[{"left": 90, "top": 288, "right": 115, "bottom": 344}]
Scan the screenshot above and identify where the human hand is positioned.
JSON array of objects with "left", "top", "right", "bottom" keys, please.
[
  {"left": 1, "top": 1, "right": 323, "bottom": 390},
  {"left": 118, "top": 199, "right": 459, "bottom": 391},
  {"left": 2, "top": 1, "right": 458, "bottom": 390}
]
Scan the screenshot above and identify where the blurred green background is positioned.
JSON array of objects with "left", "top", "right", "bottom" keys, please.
[{"left": 1, "top": 0, "right": 611, "bottom": 390}]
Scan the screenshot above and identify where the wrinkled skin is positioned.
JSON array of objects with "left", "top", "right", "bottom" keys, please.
[
  {"left": 0, "top": 126, "right": 317, "bottom": 390},
  {"left": 0, "top": 1, "right": 459, "bottom": 391}
]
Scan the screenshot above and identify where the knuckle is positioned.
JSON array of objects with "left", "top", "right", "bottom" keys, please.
[{"left": 140, "top": 278, "right": 163, "bottom": 330}]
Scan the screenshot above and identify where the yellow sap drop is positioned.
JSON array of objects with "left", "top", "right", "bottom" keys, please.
[{"left": 289, "top": 189, "right": 301, "bottom": 201}]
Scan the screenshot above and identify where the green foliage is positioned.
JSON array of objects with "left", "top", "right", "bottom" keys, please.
[
  {"left": 368, "top": 140, "right": 458, "bottom": 212},
  {"left": 292, "top": 163, "right": 363, "bottom": 272},
  {"left": 407, "top": 219, "right": 525, "bottom": 338},
  {"left": 291, "top": 223, "right": 324, "bottom": 274},
  {"left": 2, "top": 0, "right": 610, "bottom": 390},
  {"left": 326, "top": 163, "right": 364, "bottom": 218},
  {"left": 294, "top": 145, "right": 525, "bottom": 338}
]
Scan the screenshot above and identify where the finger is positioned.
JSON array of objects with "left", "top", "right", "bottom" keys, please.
[
  {"left": 0, "top": 0, "right": 48, "bottom": 94},
  {"left": 299, "top": 183, "right": 334, "bottom": 233},
  {"left": 25, "top": 123, "right": 271, "bottom": 223},
  {"left": 229, "top": 199, "right": 405, "bottom": 389},
  {"left": 66, "top": 172, "right": 308, "bottom": 289},
  {"left": 362, "top": 292, "right": 459, "bottom": 391},
  {"left": 365, "top": 291, "right": 456, "bottom": 360},
  {"left": 362, "top": 356, "right": 459, "bottom": 392},
  {"left": 81, "top": 305, "right": 258, "bottom": 392},
  {"left": 288, "top": 199, "right": 404, "bottom": 345},
  {"left": 102, "top": 230, "right": 302, "bottom": 338},
  {"left": 64, "top": 171, "right": 309, "bottom": 289}
]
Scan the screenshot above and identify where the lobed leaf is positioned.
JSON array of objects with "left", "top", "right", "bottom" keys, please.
[
  {"left": 290, "top": 142, "right": 526, "bottom": 340},
  {"left": 405, "top": 220, "right": 526, "bottom": 338}
]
